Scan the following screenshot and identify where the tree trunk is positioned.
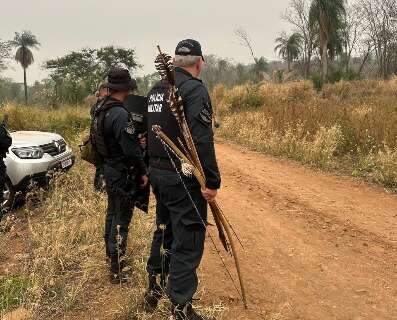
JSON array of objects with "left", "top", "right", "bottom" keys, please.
[
  {"left": 304, "top": 51, "right": 312, "bottom": 79},
  {"left": 358, "top": 47, "right": 371, "bottom": 77},
  {"left": 23, "top": 67, "right": 28, "bottom": 105},
  {"left": 346, "top": 58, "right": 350, "bottom": 75},
  {"left": 307, "top": 54, "right": 312, "bottom": 78},
  {"left": 288, "top": 51, "right": 291, "bottom": 72},
  {"left": 322, "top": 40, "right": 328, "bottom": 82}
]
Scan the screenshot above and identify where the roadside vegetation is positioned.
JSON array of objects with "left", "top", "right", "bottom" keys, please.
[{"left": 214, "top": 79, "right": 397, "bottom": 190}]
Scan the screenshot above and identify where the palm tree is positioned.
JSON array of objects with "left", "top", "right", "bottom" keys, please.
[
  {"left": 274, "top": 32, "right": 303, "bottom": 72},
  {"left": 11, "top": 31, "right": 40, "bottom": 105},
  {"left": 309, "top": 0, "right": 346, "bottom": 82}
]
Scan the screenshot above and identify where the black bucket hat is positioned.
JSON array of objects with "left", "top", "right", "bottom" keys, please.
[{"left": 105, "top": 68, "right": 137, "bottom": 91}]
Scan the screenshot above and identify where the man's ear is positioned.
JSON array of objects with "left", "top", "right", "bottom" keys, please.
[{"left": 196, "top": 59, "right": 203, "bottom": 74}]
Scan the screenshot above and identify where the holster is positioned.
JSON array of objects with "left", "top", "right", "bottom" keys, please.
[{"left": 128, "top": 167, "right": 150, "bottom": 213}]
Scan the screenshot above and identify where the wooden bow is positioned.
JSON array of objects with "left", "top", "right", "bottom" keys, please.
[{"left": 153, "top": 46, "right": 247, "bottom": 308}]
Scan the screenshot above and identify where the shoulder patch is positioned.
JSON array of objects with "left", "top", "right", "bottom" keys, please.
[
  {"left": 197, "top": 102, "right": 213, "bottom": 126},
  {"left": 125, "top": 121, "right": 136, "bottom": 135}
]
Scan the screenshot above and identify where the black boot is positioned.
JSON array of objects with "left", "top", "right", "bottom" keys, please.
[
  {"left": 109, "top": 256, "right": 129, "bottom": 284},
  {"left": 171, "top": 303, "right": 215, "bottom": 320},
  {"left": 143, "top": 275, "right": 164, "bottom": 313}
]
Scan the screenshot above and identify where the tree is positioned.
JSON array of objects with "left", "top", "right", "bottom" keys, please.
[
  {"left": 45, "top": 46, "right": 139, "bottom": 104},
  {"left": 358, "top": 0, "right": 397, "bottom": 79},
  {"left": 10, "top": 31, "right": 40, "bottom": 105},
  {"left": 309, "top": 0, "right": 346, "bottom": 81},
  {"left": 136, "top": 72, "right": 160, "bottom": 96},
  {"left": 234, "top": 27, "right": 258, "bottom": 65},
  {"left": 96, "top": 46, "right": 139, "bottom": 72},
  {"left": 0, "top": 40, "right": 11, "bottom": 72},
  {"left": 234, "top": 27, "right": 268, "bottom": 81},
  {"left": 0, "top": 78, "right": 23, "bottom": 104},
  {"left": 274, "top": 32, "right": 303, "bottom": 71},
  {"left": 341, "top": 3, "right": 363, "bottom": 74},
  {"left": 282, "top": 0, "right": 315, "bottom": 78}
]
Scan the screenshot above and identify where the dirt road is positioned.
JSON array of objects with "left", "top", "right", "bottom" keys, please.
[
  {"left": 199, "top": 140, "right": 397, "bottom": 320},
  {"left": 1, "top": 140, "right": 396, "bottom": 320}
]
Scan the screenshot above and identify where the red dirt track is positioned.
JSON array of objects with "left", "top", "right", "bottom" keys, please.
[{"left": 200, "top": 140, "right": 397, "bottom": 319}]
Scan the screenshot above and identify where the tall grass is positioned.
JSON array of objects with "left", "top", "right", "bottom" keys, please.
[
  {"left": 18, "top": 163, "right": 223, "bottom": 319},
  {"left": 214, "top": 79, "right": 397, "bottom": 190},
  {"left": 1, "top": 104, "right": 90, "bottom": 141},
  {"left": 0, "top": 104, "right": 224, "bottom": 319}
]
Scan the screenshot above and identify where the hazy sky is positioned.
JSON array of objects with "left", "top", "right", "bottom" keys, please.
[{"left": 1, "top": 0, "right": 291, "bottom": 84}]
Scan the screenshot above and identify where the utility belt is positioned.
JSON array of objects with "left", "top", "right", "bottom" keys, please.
[
  {"left": 149, "top": 157, "right": 175, "bottom": 171},
  {"left": 102, "top": 154, "right": 124, "bottom": 164}
]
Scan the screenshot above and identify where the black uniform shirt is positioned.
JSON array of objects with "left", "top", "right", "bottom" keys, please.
[
  {"left": 102, "top": 97, "right": 147, "bottom": 175},
  {"left": 175, "top": 67, "right": 221, "bottom": 190},
  {"left": 0, "top": 124, "right": 12, "bottom": 163}
]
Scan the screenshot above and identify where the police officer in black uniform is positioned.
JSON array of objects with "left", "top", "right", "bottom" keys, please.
[
  {"left": 0, "top": 115, "right": 12, "bottom": 220},
  {"left": 145, "top": 40, "right": 221, "bottom": 320},
  {"left": 91, "top": 68, "right": 148, "bottom": 283}
]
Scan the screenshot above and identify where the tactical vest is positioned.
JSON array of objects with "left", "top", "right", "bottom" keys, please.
[
  {"left": 91, "top": 97, "right": 127, "bottom": 160},
  {"left": 147, "top": 80, "right": 181, "bottom": 159},
  {"left": 0, "top": 125, "right": 12, "bottom": 159}
]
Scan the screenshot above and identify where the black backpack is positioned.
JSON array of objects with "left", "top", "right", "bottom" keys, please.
[
  {"left": 88, "top": 98, "right": 129, "bottom": 162},
  {"left": 81, "top": 98, "right": 115, "bottom": 165}
]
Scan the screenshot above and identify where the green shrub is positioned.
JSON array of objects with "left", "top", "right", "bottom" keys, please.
[
  {"left": 242, "top": 86, "right": 264, "bottom": 109},
  {"left": 0, "top": 276, "right": 29, "bottom": 312},
  {"left": 311, "top": 73, "right": 323, "bottom": 91},
  {"left": 327, "top": 68, "right": 343, "bottom": 84}
]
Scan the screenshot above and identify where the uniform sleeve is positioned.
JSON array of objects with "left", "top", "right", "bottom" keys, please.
[
  {"left": 185, "top": 85, "right": 221, "bottom": 189},
  {"left": 111, "top": 109, "right": 147, "bottom": 175}
]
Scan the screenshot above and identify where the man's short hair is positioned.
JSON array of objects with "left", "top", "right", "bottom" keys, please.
[{"left": 174, "top": 55, "right": 201, "bottom": 68}]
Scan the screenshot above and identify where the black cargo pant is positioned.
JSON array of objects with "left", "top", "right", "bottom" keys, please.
[
  {"left": 103, "top": 164, "right": 136, "bottom": 272},
  {"left": 147, "top": 167, "right": 207, "bottom": 306}
]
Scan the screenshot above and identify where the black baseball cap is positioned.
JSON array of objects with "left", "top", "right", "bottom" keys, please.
[
  {"left": 105, "top": 68, "right": 137, "bottom": 91},
  {"left": 175, "top": 39, "right": 205, "bottom": 61}
]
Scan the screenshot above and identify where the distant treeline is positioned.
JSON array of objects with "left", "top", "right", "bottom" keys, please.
[
  {"left": 1, "top": 0, "right": 397, "bottom": 105},
  {"left": 0, "top": 49, "right": 270, "bottom": 106}
]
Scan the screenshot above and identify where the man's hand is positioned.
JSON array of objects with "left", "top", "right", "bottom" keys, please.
[
  {"left": 201, "top": 188, "right": 217, "bottom": 202},
  {"left": 139, "top": 175, "right": 149, "bottom": 188}
]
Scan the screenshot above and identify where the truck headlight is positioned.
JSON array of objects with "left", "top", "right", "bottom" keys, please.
[{"left": 12, "top": 147, "right": 44, "bottom": 159}]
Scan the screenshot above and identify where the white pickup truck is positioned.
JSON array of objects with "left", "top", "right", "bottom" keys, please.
[{"left": 2, "top": 131, "right": 75, "bottom": 210}]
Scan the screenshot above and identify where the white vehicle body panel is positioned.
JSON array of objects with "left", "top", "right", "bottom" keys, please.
[{"left": 4, "top": 131, "right": 74, "bottom": 186}]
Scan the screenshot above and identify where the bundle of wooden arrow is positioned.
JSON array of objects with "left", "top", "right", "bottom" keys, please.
[{"left": 152, "top": 46, "right": 247, "bottom": 308}]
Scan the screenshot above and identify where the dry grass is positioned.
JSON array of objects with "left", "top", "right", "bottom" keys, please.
[
  {"left": 1, "top": 104, "right": 90, "bottom": 141},
  {"left": 0, "top": 106, "right": 225, "bottom": 319},
  {"left": 2, "top": 157, "right": 224, "bottom": 319},
  {"left": 214, "top": 79, "right": 397, "bottom": 190}
]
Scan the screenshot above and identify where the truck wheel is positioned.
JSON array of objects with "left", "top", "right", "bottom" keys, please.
[{"left": 2, "top": 179, "right": 15, "bottom": 212}]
